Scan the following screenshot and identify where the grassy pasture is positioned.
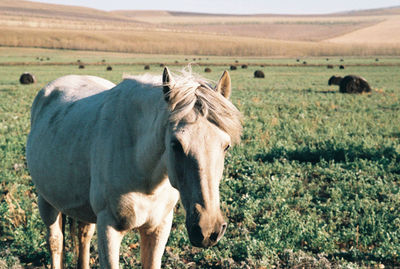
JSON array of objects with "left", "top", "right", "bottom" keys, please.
[{"left": 0, "top": 48, "right": 399, "bottom": 268}]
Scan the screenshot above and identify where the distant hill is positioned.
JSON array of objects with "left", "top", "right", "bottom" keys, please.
[{"left": 0, "top": 0, "right": 399, "bottom": 56}]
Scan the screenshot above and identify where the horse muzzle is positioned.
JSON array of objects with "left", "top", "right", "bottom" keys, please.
[{"left": 187, "top": 221, "right": 227, "bottom": 248}]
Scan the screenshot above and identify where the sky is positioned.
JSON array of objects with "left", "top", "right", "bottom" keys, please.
[{"left": 30, "top": 0, "right": 400, "bottom": 14}]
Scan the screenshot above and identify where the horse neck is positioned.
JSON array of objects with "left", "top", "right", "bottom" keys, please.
[{"left": 119, "top": 81, "right": 170, "bottom": 190}]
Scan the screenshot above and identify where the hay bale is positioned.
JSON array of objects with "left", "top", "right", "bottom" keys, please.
[
  {"left": 106, "top": 66, "right": 112, "bottom": 71},
  {"left": 144, "top": 65, "right": 150, "bottom": 70},
  {"left": 339, "top": 65, "right": 345, "bottom": 69},
  {"left": 254, "top": 70, "right": 265, "bottom": 78},
  {"left": 339, "top": 75, "right": 371, "bottom": 94},
  {"left": 328, "top": 76, "right": 343, "bottom": 86},
  {"left": 204, "top": 67, "right": 212, "bottom": 73},
  {"left": 19, "top": 72, "right": 36, "bottom": 84},
  {"left": 78, "top": 64, "right": 85, "bottom": 69},
  {"left": 230, "top": 65, "right": 237, "bottom": 70},
  {"left": 241, "top": 64, "right": 248, "bottom": 69}
]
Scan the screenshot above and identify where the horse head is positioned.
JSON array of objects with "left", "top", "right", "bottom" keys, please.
[{"left": 162, "top": 67, "right": 241, "bottom": 247}]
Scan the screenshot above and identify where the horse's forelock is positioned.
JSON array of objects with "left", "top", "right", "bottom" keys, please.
[{"left": 168, "top": 70, "right": 242, "bottom": 145}]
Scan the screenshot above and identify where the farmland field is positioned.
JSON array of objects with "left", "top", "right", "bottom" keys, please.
[
  {"left": 0, "top": 47, "right": 399, "bottom": 268},
  {"left": 1, "top": 1, "right": 400, "bottom": 57}
]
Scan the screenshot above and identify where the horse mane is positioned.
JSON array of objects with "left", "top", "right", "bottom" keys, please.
[
  {"left": 124, "top": 68, "right": 242, "bottom": 145},
  {"left": 167, "top": 68, "right": 242, "bottom": 145}
]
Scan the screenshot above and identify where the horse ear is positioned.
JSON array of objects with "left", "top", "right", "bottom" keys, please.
[
  {"left": 215, "top": 70, "right": 231, "bottom": 99},
  {"left": 162, "top": 67, "right": 173, "bottom": 101}
]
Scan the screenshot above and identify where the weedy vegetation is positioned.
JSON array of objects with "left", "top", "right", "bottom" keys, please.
[{"left": 0, "top": 48, "right": 399, "bottom": 268}]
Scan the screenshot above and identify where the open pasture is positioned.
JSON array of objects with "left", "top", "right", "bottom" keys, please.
[{"left": 0, "top": 48, "right": 399, "bottom": 268}]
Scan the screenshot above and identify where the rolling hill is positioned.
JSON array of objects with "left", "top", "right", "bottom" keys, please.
[{"left": 0, "top": 0, "right": 399, "bottom": 56}]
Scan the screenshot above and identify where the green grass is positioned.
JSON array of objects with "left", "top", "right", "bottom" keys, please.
[{"left": 0, "top": 48, "right": 399, "bottom": 268}]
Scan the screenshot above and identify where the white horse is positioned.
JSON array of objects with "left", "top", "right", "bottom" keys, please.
[{"left": 26, "top": 67, "right": 242, "bottom": 269}]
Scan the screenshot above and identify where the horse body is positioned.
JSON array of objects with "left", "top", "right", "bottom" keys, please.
[{"left": 27, "top": 68, "right": 241, "bottom": 269}]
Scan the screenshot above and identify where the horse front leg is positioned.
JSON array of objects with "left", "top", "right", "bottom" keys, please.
[
  {"left": 77, "top": 222, "right": 95, "bottom": 269},
  {"left": 96, "top": 210, "right": 125, "bottom": 269},
  {"left": 139, "top": 210, "right": 174, "bottom": 269}
]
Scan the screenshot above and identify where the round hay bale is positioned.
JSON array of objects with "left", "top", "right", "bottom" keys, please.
[
  {"left": 144, "top": 65, "right": 150, "bottom": 70},
  {"left": 106, "top": 66, "right": 112, "bottom": 71},
  {"left": 339, "top": 65, "right": 345, "bottom": 69},
  {"left": 241, "top": 64, "right": 248, "bottom": 69},
  {"left": 254, "top": 70, "right": 265, "bottom": 78},
  {"left": 204, "top": 67, "right": 212, "bottom": 73},
  {"left": 79, "top": 64, "right": 85, "bottom": 69},
  {"left": 230, "top": 65, "right": 237, "bottom": 70},
  {"left": 19, "top": 72, "right": 36, "bottom": 84},
  {"left": 339, "top": 75, "right": 371, "bottom": 94},
  {"left": 328, "top": 76, "right": 343, "bottom": 86}
]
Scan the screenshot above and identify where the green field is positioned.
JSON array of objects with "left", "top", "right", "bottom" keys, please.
[{"left": 0, "top": 48, "right": 399, "bottom": 268}]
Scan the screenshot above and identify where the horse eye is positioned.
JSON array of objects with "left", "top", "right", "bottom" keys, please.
[{"left": 224, "top": 144, "right": 231, "bottom": 152}]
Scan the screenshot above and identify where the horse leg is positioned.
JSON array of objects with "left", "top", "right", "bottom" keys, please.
[
  {"left": 38, "top": 195, "right": 64, "bottom": 269},
  {"left": 138, "top": 210, "right": 174, "bottom": 269},
  {"left": 77, "top": 222, "right": 95, "bottom": 269},
  {"left": 96, "top": 210, "right": 125, "bottom": 269}
]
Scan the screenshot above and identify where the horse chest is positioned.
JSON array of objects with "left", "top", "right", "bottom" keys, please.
[{"left": 112, "top": 186, "right": 179, "bottom": 231}]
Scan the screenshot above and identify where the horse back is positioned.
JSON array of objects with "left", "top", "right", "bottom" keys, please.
[{"left": 30, "top": 75, "right": 115, "bottom": 125}]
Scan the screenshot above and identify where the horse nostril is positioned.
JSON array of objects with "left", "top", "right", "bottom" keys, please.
[
  {"left": 210, "top": 222, "right": 228, "bottom": 244},
  {"left": 209, "top": 232, "right": 219, "bottom": 243}
]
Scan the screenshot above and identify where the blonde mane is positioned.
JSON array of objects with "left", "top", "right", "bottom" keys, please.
[
  {"left": 124, "top": 68, "right": 242, "bottom": 144},
  {"left": 166, "top": 69, "right": 242, "bottom": 145}
]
